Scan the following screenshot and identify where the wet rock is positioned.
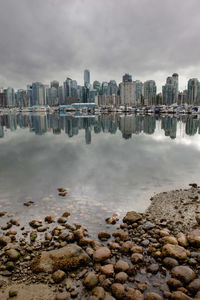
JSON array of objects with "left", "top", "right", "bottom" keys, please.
[
  {"left": 162, "top": 236, "right": 178, "bottom": 245},
  {"left": 30, "top": 230, "right": 37, "bottom": 242},
  {"left": 83, "top": 272, "right": 98, "bottom": 289},
  {"left": 62, "top": 212, "right": 70, "bottom": 218},
  {"left": 29, "top": 220, "right": 42, "bottom": 228},
  {"left": 187, "top": 230, "right": 200, "bottom": 247},
  {"left": 131, "top": 253, "right": 144, "bottom": 263},
  {"left": 55, "top": 292, "right": 69, "bottom": 300},
  {"left": 115, "top": 260, "right": 129, "bottom": 272},
  {"left": 45, "top": 215, "right": 55, "bottom": 223},
  {"left": 57, "top": 187, "right": 67, "bottom": 192},
  {"left": 162, "top": 244, "right": 188, "bottom": 260},
  {"left": 92, "top": 286, "right": 105, "bottom": 299},
  {"left": 98, "top": 231, "right": 111, "bottom": 241},
  {"left": 106, "top": 217, "right": 117, "bottom": 224},
  {"left": 6, "top": 249, "right": 20, "bottom": 261},
  {"left": 111, "top": 283, "right": 125, "bottom": 299},
  {"left": 7, "top": 228, "right": 17, "bottom": 235},
  {"left": 0, "top": 211, "right": 7, "bottom": 217},
  {"left": 131, "top": 245, "right": 143, "bottom": 253},
  {"left": 100, "top": 264, "right": 114, "bottom": 276},
  {"left": 57, "top": 217, "right": 67, "bottom": 224},
  {"left": 145, "top": 292, "right": 162, "bottom": 300},
  {"left": 123, "top": 211, "right": 142, "bottom": 224},
  {"left": 177, "top": 232, "right": 188, "bottom": 247},
  {"left": 171, "top": 266, "right": 196, "bottom": 284},
  {"left": 147, "top": 263, "right": 159, "bottom": 273},
  {"left": 24, "top": 201, "right": 34, "bottom": 206},
  {"left": 32, "top": 244, "right": 90, "bottom": 273},
  {"left": 108, "top": 242, "right": 120, "bottom": 250},
  {"left": 113, "top": 230, "right": 129, "bottom": 241},
  {"left": 104, "top": 295, "right": 115, "bottom": 300},
  {"left": 171, "top": 291, "right": 192, "bottom": 300},
  {"left": 37, "top": 226, "right": 48, "bottom": 232},
  {"left": 93, "top": 247, "right": 111, "bottom": 262},
  {"left": 141, "top": 239, "right": 150, "bottom": 247},
  {"left": 52, "top": 270, "right": 66, "bottom": 283},
  {"left": 187, "top": 278, "right": 200, "bottom": 294},
  {"left": 115, "top": 272, "right": 128, "bottom": 283},
  {"left": 159, "top": 230, "right": 170, "bottom": 237},
  {"left": 167, "top": 278, "right": 183, "bottom": 289},
  {"left": 121, "top": 241, "right": 133, "bottom": 253},
  {"left": 0, "top": 236, "right": 11, "bottom": 247},
  {"left": 189, "top": 183, "right": 198, "bottom": 188},
  {"left": 142, "top": 221, "right": 155, "bottom": 230},
  {"left": 125, "top": 287, "right": 144, "bottom": 300},
  {"left": 9, "top": 288, "right": 18, "bottom": 297},
  {"left": 163, "top": 257, "right": 179, "bottom": 269}
]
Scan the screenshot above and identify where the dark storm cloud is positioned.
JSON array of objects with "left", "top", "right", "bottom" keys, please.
[{"left": 0, "top": 0, "right": 200, "bottom": 90}]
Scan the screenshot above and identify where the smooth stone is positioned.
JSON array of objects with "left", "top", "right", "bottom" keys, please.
[
  {"left": 147, "top": 263, "right": 159, "bottom": 273},
  {"left": 167, "top": 278, "right": 183, "bottom": 289},
  {"left": 171, "top": 291, "right": 192, "bottom": 300},
  {"left": 98, "top": 231, "right": 111, "bottom": 241},
  {"left": 6, "top": 249, "right": 20, "bottom": 261},
  {"left": 125, "top": 287, "right": 144, "bottom": 300},
  {"left": 111, "top": 283, "right": 125, "bottom": 299},
  {"left": 163, "top": 257, "right": 179, "bottom": 269},
  {"left": 83, "top": 272, "right": 98, "bottom": 289},
  {"left": 93, "top": 247, "right": 111, "bottom": 262},
  {"left": 100, "top": 264, "right": 114, "bottom": 276},
  {"left": 52, "top": 270, "right": 66, "bottom": 283},
  {"left": 188, "top": 278, "right": 200, "bottom": 293},
  {"left": 131, "top": 253, "right": 144, "bottom": 263},
  {"left": 115, "top": 260, "right": 129, "bottom": 272},
  {"left": 131, "top": 245, "right": 143, "bottom": 253},
  {"left": 92, "top": 286, "right": 105, "bottom": 299},
  {"left": 162, "top": 244, "right": 188, "bottom": 260},
  {"left": 187, "top": 230, "right": 200, "bottom": 247},
  {"left": 145, "top": 292, "right": 163, "bottom": 300},
  {"left": 171, "top": 266, "right": 196, "bottom": 284},
  {"left": 115, "top": 272, "right": 128, "bottom": 283},
  {"left": 177, "top": 232, "right": 188, "bottom": 247},
  {"left": 162, "top": 236, "right": 178, "bottom": 245},
  {"left": 55, "top": 292, "right": 69, "bottom": 300}
]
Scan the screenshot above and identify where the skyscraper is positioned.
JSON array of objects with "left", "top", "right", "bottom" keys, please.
[
  {"left": 143, "top": 80, "right": 157, "bottom": 105},
  {"left": 32, "top": 82, "right": 45, "bottom": 105},
  {"left": 162, "top": 74, "right": 179, "bottom": 105},
  {"left": 122, "top": 73, "right": 132, "bottom": 82},
  {"left": 84, "top": 69, "right": 90, "bottom": 86},
  {"left": 187, "top": 78, "right": 200, "bottom": 105}
]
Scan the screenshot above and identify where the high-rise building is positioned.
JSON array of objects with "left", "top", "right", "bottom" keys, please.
[
  {"left": 102, "top": 82, "right": 109, "bottom": 96},
  {"left": 84, "top": 69, "right": 90, "bottom": 86},
  {"left": 162, "top": 74, "right": 179, "bottom": 105},
  {"left": 32, "top": 82, "right": 45, "bottom": 105},
  {"left": 187, "top": 78, "right": 200, "bottom": 105},
  {"left": 108, "top": 80, "right": 118, "bottom": 95},
  {"left": 122, "top": 73, "right": 132, "bottom": 82},
  {"left": 119, "top": 81, "right": 136, "bottom": 106},
  {"left": 93, "top": 81, "right": 101, "bottom": 93},
  {"left": 6, "top": 87, "right": 15, "bottom": 107},
  {"left": 143, "top": 80, "right": 157, "bottom": 105},
  {"left": 50, "top": 80, "right": 59, "bottom": 90}
]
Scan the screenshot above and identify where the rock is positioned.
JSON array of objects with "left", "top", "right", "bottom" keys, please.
[
  {"left": 98, "top": 231, "right": 111, "bottom": 241},
  {"left": 171, "top": 266, "right": 196, "bottom": 283},
  {"left": 187, "top": 230, "right": 200, "bottom": 247},
  {"left": 163, "top": 257, "right": 179, "bottom": 269},
  {"left": 115, "top": 260, "right": 129, "bottom": 272},
  {"left": 115, "top": 272, "right": 128, "bottom": 283},
  {"left": 162, "top": 236, "right": 178, "bottom": 245},
  {"left": 131, "top": 245, "right": 143, "bottom": 253},
  {"left": 100, "top": 264, "right": 114, "bottom": 276},
  {"left": 142, "top": 221, "right": 155, "bottom": 230},
  {"left": 52, "top": 270, "right": 66, "bottom": 283},
  {"left": 123, "top": 211, "right": 142, "bottom": 224},
  {"left": 92, "top": 286, "right": 105, "bottom": 299},
  {"left": 171, "top": 291, "right": 192, "bottom": 300},
  {"left": 105, "top": 217, "right": 117, "bottom": 224},
  {"left": 131, "top": 253, "right": 144, "bottom": 263},
  {"left": 9, "top": 288, "right": 18, "bottom": 297},
  {"left": 147, "top": 263, "right": 159, "bottom": 274},
  {"left": 6, "top": 249, "right": 20, "bottom": 261},
  {"left": 121, "top": 241, "right": 133, "bottom": 253},
  {"left": 62, "top": 212, "right": 70, "bottom": 218},
  {"left": 30, "top": 230, "right": 37, "bottom": 242},
  {"left": 162, "top": 244, "right": 188, "bottom": 260},
  {"left": 0, "top": 236, "right": 11, "bottom": 247},
  {"left": 167, "top": 278, "right": 183, "bottom": 289},
  {"left": 111, "top": 283, "right": 125, "bottom": 299},
  {"left": 189, "top": 183, "right": 198, "bottom": 188},
  {"left": 55, "top": 292, "right": 69, "bottom": 300},
  {"left": 177, "top": 232, "right": 188, "bottom": 247},
  {"left": 45, "top": 215, "right": 55, "bottom": 223},
  {"left": 159, "top": 230, "right": 170, "bottom": 237},
  {"left": 29, "top": 220, "right": 41, "bottom": 228},
  {"left": 196, "top": 214, "right": 200, "bottom": 225},
  {"left": 0, "top": 211, "right": 7, "bottom": 217},
  {"left": 145, "top": 292, "right": 163, "bottom": 300},
  {"left": 57, "top": 217, "right": 67, "bottom": 224},
  {"left": 93, "top": 247, "right": 111, "bottom": 262},
  {"left": 24, "top": 201, "right": 34, "bottom": 206},
  {"left": 125, "top": 287, "right": 144, "bottom": 300},
  {"left": 188, "top": 278, "right": 200, "bottom": 293},
  {"left": 83, "top": 272, "right": 98, "bottom": 289},
  {"left": 194, "top": 291, "right": 200, "bottom": 299},
  {"left": 104, "top": 295, "right": 115, "bottom": 300},
  {"left": 57, "top": 187, "right": 67, "bottom": 192},
  {"left": 32, "top": 244, "right": 90, "bottom": 273}
]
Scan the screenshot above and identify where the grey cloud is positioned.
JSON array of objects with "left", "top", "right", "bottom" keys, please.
[{"left": 0, "top": 0, "right": 200, "bottom": 90}]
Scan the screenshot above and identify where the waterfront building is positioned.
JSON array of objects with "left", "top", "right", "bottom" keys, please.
[
  {"left": 0, "top": 90, "right": 7, "bottom": 107},
  {"left": 108, "top": 80, "right": 118, "bottom": 95},
  {"left": 162, "top": 74, "right": 179, "bottom": 105},
  {"left": 63, "top": 78, "right": 79, "bottom": 104},
  {"left": 46, "top": 87, "right": 58, "bottom": 106},
  {"left": 119, "top": 81, "right": 137, "bottom": 106},
  {"left": 178, "top": 90, "right": 188, "bottom": 105},
  {"left": 135, "top": 80, "right": 143, "bottom": 103},
  {"left": 32, "top": 82, "right": 45, "bottom": 106},
  {"left": 122, "top": 73, "right": 132, "bottom": 82},
  {"left": 143, "top": 80, "right": 157, "bottom": 105},
  {"left": 89, "top": 89, "right": 97, "bottom": 103},
  {"left": 93, "top": 81, "right": 101, "bottom": 93},
  {"left": 187, "top": 78, "right": 200, "bottom": 105},
  {"left": 84, "top": 69, "right": 90, "bottom": 86},
  {"left": 95, "top": 95, "right": 121, "bottom": 106},
  {"left": 58, "top": 86, "right": 64, "bottom": 104},
  {"left": 102, "top": 82, "right": 109, "bottom": 96},
  {"left": 6, "top": 87, "right": 15, "bottom": 107},
  {"left": 16, "top": 89, "right": 27, "bottom": 107}
]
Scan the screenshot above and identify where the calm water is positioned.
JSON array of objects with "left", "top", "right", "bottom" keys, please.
[{"left": 0, "top": 113, "right": 200, "bottom": 234}]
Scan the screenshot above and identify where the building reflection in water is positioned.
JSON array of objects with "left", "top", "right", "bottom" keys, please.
[{"left": 0, "top": 113, "right": 200, "bottom": 142}]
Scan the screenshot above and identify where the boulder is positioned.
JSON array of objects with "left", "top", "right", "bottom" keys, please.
[
  {"left": 171, "top": 291, "right": 192, "bottom": 300},
  {"left": 123, "top": 211, "right": 142, "bottom": 224},
  {"left": 93, "top": 247, "right": 111, "bottom": 262},
  {"left": 171, "top": 266, "right": 196, "bottom": 284},
  {"left": 31, "top": 244, "right": 90, "bottom": 273},
  {"left": 187, "top": 230, "right": 200, "bottom": 247}
]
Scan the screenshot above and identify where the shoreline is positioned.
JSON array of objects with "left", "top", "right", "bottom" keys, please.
[{"left": 0, "top": 184, "right": 200, "bottom": 299}]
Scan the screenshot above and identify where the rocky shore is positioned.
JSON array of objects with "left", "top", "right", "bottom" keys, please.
[{"left": 0, "top": 184, "right": 200, "bottom": 299}]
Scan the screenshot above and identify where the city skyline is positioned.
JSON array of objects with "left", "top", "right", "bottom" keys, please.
[{"left": 0, "top": 0, "right": 200, "bottom": 92}]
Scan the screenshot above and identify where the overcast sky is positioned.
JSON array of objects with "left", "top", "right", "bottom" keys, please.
[{"left": 0, "top": 0, "right": 200, "bottom": 92}]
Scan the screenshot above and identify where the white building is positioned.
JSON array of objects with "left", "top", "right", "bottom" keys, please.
[{"left": 119, "top": 81, "right": 137, "bottom": 106}]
